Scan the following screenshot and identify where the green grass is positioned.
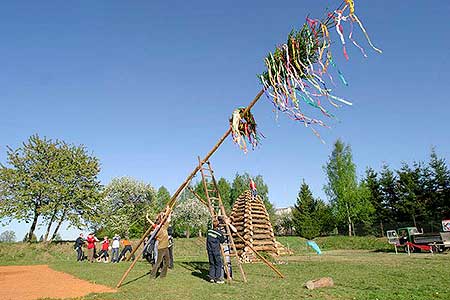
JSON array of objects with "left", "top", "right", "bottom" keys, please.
[{"left": 1, "top": 237, "right": 449, "bottom": 300}]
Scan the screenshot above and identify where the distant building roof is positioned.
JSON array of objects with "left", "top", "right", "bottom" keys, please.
[{"left": 275, "top": 207, "right": 292, "bottom": 215}]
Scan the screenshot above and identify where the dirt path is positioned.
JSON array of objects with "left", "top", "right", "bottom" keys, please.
[{"left": 0, "top": 265, "right": 116, "bottom": 300}]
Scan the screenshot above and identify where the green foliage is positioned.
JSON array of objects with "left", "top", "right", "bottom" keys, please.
[
  {"left": 292, "top": 181, "right": 320, "bottom": 239},
  {"left": 396, "top": 162, "right": 427, "bottom": 227},
  {"left": 216, "top": 178, "right": 232, "bottom": 212},
  {"left": 363, "top": 167, "right": 391, "bottom": 235},
  {"left": 324, "top": 139, "right": 374, "bottom": 236},
  {"left": 230, "top": 173, "right": 247, "bottom": 205},
  {"left": 156, "top": 186, "right": 171, "bottom": 211},
  {"left": 292, "top": 181, "right": 335, "bottom": 239},
  {"left": 0, "top": 230, "right": 16, "bottom": 243},
  {"left": 429, "top": 148, "right": 450, "bottom": 217},
  {"left": 0, "top": 135, "right": 101, "bottom": 242},
  {"left": 230, "top": 172, "right": 274, "bottom": 220}
]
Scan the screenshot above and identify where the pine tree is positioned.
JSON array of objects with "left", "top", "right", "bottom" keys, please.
[
  {"left": 292, "top": 180, "right": 320, "bottom": 239},
  {"left": 379, "top": 164, "right": 401, "bottom": 224},
  {"left": 396, "top": 162, "right": 427, "bottom": 227},
  {"left": 364, "top": 167, "right": 390, "bottom": 236},
  {"left": 429, "top": 148, "right": 450, "bottom": 218}
]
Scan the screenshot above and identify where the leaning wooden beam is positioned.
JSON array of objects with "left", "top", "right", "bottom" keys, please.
[
  {"left": 229, "top": 224, "right": 284, "bottom": 279},
  {"left": 187, "top": 186, "right": 208, "bottom": 207},
  {"left": 116, "top": 89, "right": 264, "bottom": 288}
]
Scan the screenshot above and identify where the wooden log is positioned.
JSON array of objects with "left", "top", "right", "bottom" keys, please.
[
  {"left": 305, "top": 277, "right": 334, "bottom": 290},
  {"left": 116, "top": 90, "right": 265, "bottom": 288},
  {"left": 252, "top": 219, "right": 271, "bottom": 224},
  {"left": 252, "top": 234, "right": 275, "bottom": 240},
  {"left": 245, "top": 245, "right": 277, "bottom": 252},
  {"left": 252, "top": 223, "right": 272, "bottom": 228},
  {"left": 252, "top": 240, "right": 275, "bottom": 246}
]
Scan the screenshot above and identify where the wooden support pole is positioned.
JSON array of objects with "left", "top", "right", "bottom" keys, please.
[
  {"left": 187, "top": 186, "right": 208, "bottom": 207},
  {"left": 116, "top": 89, "right": 264, "bottom": 288},
  {"left": 229, "top": 224, "right": 284, "bottom": 279}
]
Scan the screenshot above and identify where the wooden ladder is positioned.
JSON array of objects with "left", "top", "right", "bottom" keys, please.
[{"left": 197, "top": 158, "right": 247, "bottom": 283}]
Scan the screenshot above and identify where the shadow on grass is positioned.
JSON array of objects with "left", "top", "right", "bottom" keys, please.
[
  {"left": 120, "top": 271, "right": 151, "bottom": 287},
  {"left": 180, "top": 261, "right": 210, "bottom": 282},
  {"left": 372, "top": 249, "right": 395, "bottom": 253}
]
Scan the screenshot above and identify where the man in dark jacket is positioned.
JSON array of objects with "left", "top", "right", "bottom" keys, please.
[
  {"left": 74, "top": 233, "right": 85, "bottom": 262},
  {"left": 206, "top": 219, "right": 225, "bottom": 283}
]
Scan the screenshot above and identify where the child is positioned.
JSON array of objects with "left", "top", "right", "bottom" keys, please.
[
  {"left": 249, "top": 178, "right": 257, "bottom": 199},
  {"left": 97, "top": 236, "right": 110, "bottom": 263},
  {"left": 119, "top": 236, "right": 134, "bottom": 261},
  {"left": 111, "top": 234, "right": 120, "bottom": 263}
]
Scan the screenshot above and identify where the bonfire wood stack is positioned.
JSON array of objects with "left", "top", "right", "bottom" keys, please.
[{"left": 230, "top": 190, "right": 280, "bottom": 262}]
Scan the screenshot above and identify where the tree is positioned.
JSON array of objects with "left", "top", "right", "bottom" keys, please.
[
  {"left": 292, "top": 181, "right": 321, "bottom": 239},
  {"left": 230, "top": 173, "right": 274, "bottom": 219},
  {"left": 230, "top": 173, "right": 247, "bottom": 206},
  {"left": 314, "top": 199, "right": 336, "bottom": 236},
  {"left": 156, "top": 186, "right": 171, "bottom": 211},
  {"left": 363, "top": 167, "right": 390, "bottom": 236},
  {"left": 217, "top": 178, "right": 232, "bottom": 212},
  {"left": 0, "top": 135, "right": 101, "bottom": 242},
  {"left": 324, "top": 140, "right": 374, "bottom": 236},
  {"left": 396, "top": 162, "right": 427, "bottom": 227},
  {"left": 43, "top": 142, "right": 101, "bottom": 241},
  {"left": 172, "top": 197, "right": 210, "bottom": 238},
  {"left": 379, "top": 164, "right": 401, "bottom": 223},
  {"left": 0, "top": 230, "right": 16, "bottom": 243},
  {"left": 274, "top": 210, "right": 294, "bottom": 235},
  {"left": 428, "top": 148, "right": 450, "bottom": 218},
  {"left": 98, "top": 177, "right": 156, "bottom": 237}
]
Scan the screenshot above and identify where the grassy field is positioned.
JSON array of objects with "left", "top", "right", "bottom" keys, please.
[{"left": 1, "top": 236, "right": 449, "bottom": 300}]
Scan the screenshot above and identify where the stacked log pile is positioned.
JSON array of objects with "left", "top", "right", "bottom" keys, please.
[{"left": 230, "top": 190, "right": 282, "bottom": 262}]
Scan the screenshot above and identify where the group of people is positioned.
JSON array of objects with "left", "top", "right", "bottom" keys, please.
[
  {"left": 146, "top": 207, "right": 229, "bottom": 284},
  {"left": 74, "top": 233, "right": 134, "bottom": 263},
  {"left": 72, "top": 181, "right": 256, "bottom": 284}
]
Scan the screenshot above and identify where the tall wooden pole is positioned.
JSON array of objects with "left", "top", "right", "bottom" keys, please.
[{"left": 116, "top": 89, "right": 264, "bottom": 288}]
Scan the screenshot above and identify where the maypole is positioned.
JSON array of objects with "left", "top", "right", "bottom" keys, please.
[
  {"left": 116, "top": 90, "right": 264, "bottom": 288},
  {"left": 116, "top": 0, "right": 381, "bottom": 287}
]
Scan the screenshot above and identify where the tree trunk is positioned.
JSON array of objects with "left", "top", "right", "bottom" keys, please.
[
  {"left": 44, "top": 210, "right": 57, "bottom": 242},
  {"left": 346, "top": 204, "right": 352, "bottom": 237},
  {"left": 351, "top": 221, "right": 356, "bottom": 236},
  {"left": 380, "top": 221, "right": 384, "bottom": 237},
  {"left": 412, "top": 214, "right": 417, "bottom": 228},
  {"left": 186, "top": 227, "right": 190, "bottom": 239},
  {"left": 50, "top": 210, "right": 67, "bottom": 241},
  {"left": 27, "top": 212, "right": 39, "bottom": 242}
]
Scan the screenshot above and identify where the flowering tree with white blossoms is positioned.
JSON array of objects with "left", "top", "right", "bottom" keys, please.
[
  {"left": 172, "top": 197, "right": 210, "bottom": 238},
  {"left": 98, "top": 177, "right": 156, "bottom": 236}
]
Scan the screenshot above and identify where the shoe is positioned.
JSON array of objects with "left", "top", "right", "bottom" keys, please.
[
  {"left": 209, "top": 279, "right": 215, "bottom": 283},
  {"left": 215, "top": 280, "right": 225, "bottom": 284}
]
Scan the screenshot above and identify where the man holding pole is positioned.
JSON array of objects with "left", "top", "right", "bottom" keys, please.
[
  {"left": 150, "top": 208, "right": 172, "bottom": 279},
  {"left": 206, "top": 219, "right": 225, "bottom": 284}
]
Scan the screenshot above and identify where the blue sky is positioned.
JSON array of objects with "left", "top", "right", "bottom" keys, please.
[{"left": 1, "top": 1, "right": 449, "bottom": 239}]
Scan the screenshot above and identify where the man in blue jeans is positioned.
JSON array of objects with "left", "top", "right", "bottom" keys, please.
[{"left": 206, "top": 219, "right": 225, "bottom": 283}]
